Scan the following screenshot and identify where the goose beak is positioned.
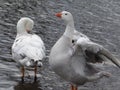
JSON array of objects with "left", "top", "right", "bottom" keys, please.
[{"left": 55, "top": 12, "right": 62, "bottom": 18}]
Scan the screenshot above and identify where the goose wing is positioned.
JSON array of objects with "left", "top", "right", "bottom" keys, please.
[{"left": 74, "top": 37, "right": 120, "bottom": 68}]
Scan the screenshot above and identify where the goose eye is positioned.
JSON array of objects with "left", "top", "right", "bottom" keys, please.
[
  {"left": 72, "top": 40, "right": 75, "bottom": 43},
  {"left": 65, "top": 13, "right": 68, "bottom": 15}
]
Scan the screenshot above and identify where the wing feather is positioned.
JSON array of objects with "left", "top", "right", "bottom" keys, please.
[
  {"left": 12, "top": 34, "right": 46, "bottom": 62},
  {"left": 75, "top": 37, "right": 120, "bottom": 68}
]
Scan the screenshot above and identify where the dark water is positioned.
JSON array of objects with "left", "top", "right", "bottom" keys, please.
[{"left": 0, "top": 0, "right": 120, "bottom": 90}]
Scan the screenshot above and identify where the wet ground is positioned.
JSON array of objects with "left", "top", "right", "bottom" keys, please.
[{"left": 0, "top": 0, "right": 120, "bottom": 90}]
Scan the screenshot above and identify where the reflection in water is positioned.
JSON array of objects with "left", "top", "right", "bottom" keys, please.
[{"left": 14, "top": 80, "right": 42, "bottom": 90}]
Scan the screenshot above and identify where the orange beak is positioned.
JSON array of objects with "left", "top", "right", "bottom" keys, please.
[{"left": 55, "top": 12, "right": 62, "bottom": 18}]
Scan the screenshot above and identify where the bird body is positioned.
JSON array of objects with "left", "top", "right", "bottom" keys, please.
[
  {"left": 49, "top": 11, "right": 120, "bottom": 89},
  {"left": 50, "top": 26, "right": 96, "bottom": 86},
  {"left": 12, "top": 34, "right": 45, "bottom": 67},
  {"left": 12, "top": 17, "right": 45, "bottom": 80}
]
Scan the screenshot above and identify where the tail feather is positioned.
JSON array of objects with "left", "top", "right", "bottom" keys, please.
[{"left": 26, "top": 59, "right": 43, "bottom": 67}]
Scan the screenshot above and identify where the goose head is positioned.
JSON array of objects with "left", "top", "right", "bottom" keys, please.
[
  {"left": 17, "top": 17, "right": 34, "bottom": 34},
  {"left": 55, "top": 11, "right": 74, "bottom": 24}
]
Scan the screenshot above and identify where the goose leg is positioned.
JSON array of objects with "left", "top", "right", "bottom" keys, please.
[
  {"left": 21, "top": 66, "right": 25, "bottom": 82},
  {"left": 71, "top": 85, "right": 78, "bottom": 90},
  {"left": 74, "top": 86, "right": 78, "bottom": 90},
  {"left": 34, "top": 65, "right": 37, "bottom": 81},
  {"left": 71, "top": 85, "right": 74, "bottom": 90}
]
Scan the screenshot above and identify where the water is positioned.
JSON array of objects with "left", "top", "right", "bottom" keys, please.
[{"left": 0, "top": 0, "right": 120, "bottom": 90}]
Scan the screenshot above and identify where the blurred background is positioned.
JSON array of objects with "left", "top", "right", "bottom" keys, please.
[{"left": 0, "top": 0, "right": 120, "bottom": 90}]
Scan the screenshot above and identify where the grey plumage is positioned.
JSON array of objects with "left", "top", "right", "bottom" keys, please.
[{"left": 49, "top": 11, "right": 120, "bottom": 88}]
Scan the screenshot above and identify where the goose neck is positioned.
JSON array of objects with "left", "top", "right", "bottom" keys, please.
[
  {"left": 64, "top": 21, "right": 75, "bottom": 38},
  {"left": 17, "top": 22, "right": 27, "bottom": 34}
]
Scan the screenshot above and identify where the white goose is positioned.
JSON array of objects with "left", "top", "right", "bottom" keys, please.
[
  {"left": 12, "top": 17, "right": 46, "bottom": 81},
  {"left": 49, "top": 11, "right": 120, "bottom": 90}
]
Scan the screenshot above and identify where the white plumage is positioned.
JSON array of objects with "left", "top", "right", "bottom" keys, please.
[
  {"left": 12, "top": 34, "right": 45, "bottom": 67},
  {"left": 12, "top": 17, "right": 45, "bottom": 80},
  {"left": 49, "top": 11, "right": 120, "bottom": 90}
]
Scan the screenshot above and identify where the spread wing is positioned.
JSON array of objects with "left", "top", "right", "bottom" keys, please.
[{"left": 74, "top": 37, "right": 120, "bottom": 68}]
